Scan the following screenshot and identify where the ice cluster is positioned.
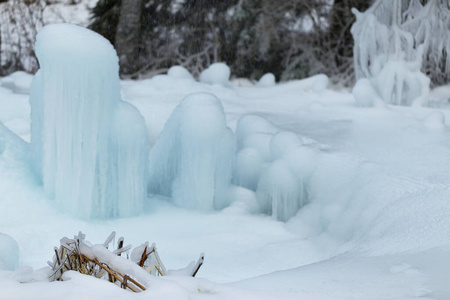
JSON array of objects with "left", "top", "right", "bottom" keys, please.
[
  {"left": 148, "top": 93, "right": 235, "bottom": 210},
  {"left": 0, "top": 233, "right": 19, "bottom": 271},
  {"left": 234, "top": 115, "right": 313, "bottom": 221},
  {"left": 29, "top": 24, "right": 149, "bottom": 218}
]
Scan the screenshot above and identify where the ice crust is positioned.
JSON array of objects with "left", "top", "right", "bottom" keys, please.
[
  {"left": 29, "top": 24, "right": 149, "bottom": 218},
  {"left": 0, "top": 233, "right": 19, "bottom": 271},
  {"left": 148, "top": 92, "right": 235, "bottom": 210}
]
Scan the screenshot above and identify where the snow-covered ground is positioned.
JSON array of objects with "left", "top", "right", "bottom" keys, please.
[{"left": 1, "top": 70, "right": 450, "bottom": 299}]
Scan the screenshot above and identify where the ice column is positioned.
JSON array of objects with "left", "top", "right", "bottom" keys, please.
[{"left": 30, "top": 24, "right": 149, "bottom": 218}]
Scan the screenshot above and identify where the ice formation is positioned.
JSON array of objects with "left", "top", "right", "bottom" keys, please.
[
  {"left": 256, "top": 73, "right": 276, "bottom": 87},
  {"left": 235, "top": 115, "right": 278, "bottom": 150},
  {"left": 256, "top": 159, "right": 305, "bottom": 222},
  {"left": 270, "top": 131, "right": 304, "bottom": 160},
  {"left": 233, "top": 115, "right": 311, "bottom": 221},
  {"left": 199, "top": 63, "right": 231, "bottom": 85},
  {"left": 234, "top": 148, "right": 264, "bottom": 191},
  {"left": 29, "top": 24, "right": 149, "bottom": 218},
  {"left": 0, "top": 233, "right": 19, "bottom": 271},
  {"left": 148, "top": 92, "right": 235, "bottom": 210},
  {"left": 234, "top": 115, "right": 278, "bottom": 191}
]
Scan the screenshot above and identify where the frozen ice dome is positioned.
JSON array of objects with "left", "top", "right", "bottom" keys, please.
[
  {"left": 0, "top": 233, "right": 19, "bottom": 271},
  {"left": 199, "top": 63, "right": 231, "bottom": 85}
]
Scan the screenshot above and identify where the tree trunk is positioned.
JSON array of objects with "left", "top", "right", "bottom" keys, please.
[{"left": 115, "top": 0, "right": 143, "bottom": 75}]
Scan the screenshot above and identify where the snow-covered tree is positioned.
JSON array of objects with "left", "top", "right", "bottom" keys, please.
[
  {"left": 402, "top": 0, "right": 450, "bottom": 86},
  {"left": 351, "top": 0, "right": 430, "bottom": 106}
]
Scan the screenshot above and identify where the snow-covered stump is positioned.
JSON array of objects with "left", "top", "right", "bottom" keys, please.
[
  {"left": 148, "top": 93, "right": 235, "bottom": 210},
  {"left": 49, "top": 232, "right": 204, "bottom": 292},
  {"left": 30, "top": 24, "right": 149, "bottom": 218}
]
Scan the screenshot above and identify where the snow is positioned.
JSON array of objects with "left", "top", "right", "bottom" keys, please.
[
  {"left": 1, "top": 57, "right": 450, "bottom": 299},
  {"left": 148, "top": 92, "right": 235, "bottom": 210},
  {"left": 29, "top": 24, "right": 148, "bottom": 218}
]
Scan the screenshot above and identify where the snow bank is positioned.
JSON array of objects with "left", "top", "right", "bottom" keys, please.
[
  {"left": 29, "top": 24, "right": 149, "bottom": 219},
  {"left": 199, "top": 63, "right": 231, "bottom": 85},
  {"left": 0, "top": 233, "right": 19, "bottom": 271},
  {"left": 148, "top": 92, "right": 235, "bottom": 210}
]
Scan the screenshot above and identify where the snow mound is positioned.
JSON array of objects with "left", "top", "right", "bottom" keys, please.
[
  {"left": 0, "top": 71, "right": 33, "bottom": 94},
  {"left": 167, "top": 65, "right": 195, "bottom": 81},
  {"left": 148, "top": 92, "right": 235, "bottom": 210},
  {"left": 199, "top": 63, "right": 231, "bottom": 85},
  {"left": 30, "top": 23, "right": 149, "bottom": 219},
  {"left": 256, "top": 73, "right": 276, "bottom": 87},
  {"left": 0, "top": 233, "right": 19, "bottom": 271},
  {"left": 353, "top": 78, "right": 380, "bottom": 107}
]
